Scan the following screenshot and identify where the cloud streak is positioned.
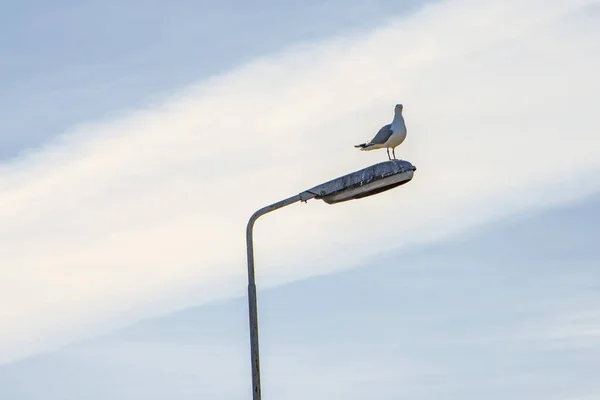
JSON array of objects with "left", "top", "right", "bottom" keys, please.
[{"left": 1, "top": 0, "right": 599, "bottom": 364}]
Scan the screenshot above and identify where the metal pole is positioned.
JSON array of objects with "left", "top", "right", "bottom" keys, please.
[{"left": 246, "top": 194, "right": 304, "bottom": 400}]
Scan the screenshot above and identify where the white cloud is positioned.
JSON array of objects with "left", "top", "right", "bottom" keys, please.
[{"left": 1, "top": 0, "right": 599, "bottom": 364}]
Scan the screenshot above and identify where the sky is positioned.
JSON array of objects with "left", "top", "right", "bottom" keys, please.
[
  {"left": 0, "top": 0, "right": 428, "bottom": 159},
  {"left": 1, "top": 192, "right": 599, "bottom": 399},
  {"left": 1, "top": 0, "right": 599, "bottom": 397}
]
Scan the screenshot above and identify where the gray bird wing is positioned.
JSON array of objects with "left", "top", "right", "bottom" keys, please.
[{"left": 368, "top": 124, "right": 393, "bottom": 145}]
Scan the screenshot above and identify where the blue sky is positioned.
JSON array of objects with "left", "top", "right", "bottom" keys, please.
[
  {"left": 1, "top": 193, "right": 599, "bottom": 399},
  {"left": 0, "top": 0, "right": 430, "bottom": 159},
  {"left": 1, "top": 0, "right": 599, "bottom": 398}
]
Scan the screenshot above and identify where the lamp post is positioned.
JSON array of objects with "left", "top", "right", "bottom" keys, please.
[{"left": 246, "top": 159, "right": 416, "bottom": 400}]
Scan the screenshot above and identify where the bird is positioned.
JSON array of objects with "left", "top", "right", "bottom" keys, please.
[{"left": 354, "top": 103, "right": 407, "bottom": 160}]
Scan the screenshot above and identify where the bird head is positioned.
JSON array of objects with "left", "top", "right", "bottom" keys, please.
[{"left": 395, "top": 104, "right": 403, "bottom": 113}]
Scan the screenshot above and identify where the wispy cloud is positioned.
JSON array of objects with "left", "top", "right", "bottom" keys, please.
[
  {"left": 0, "top": 0, "right": 431, "bottom": 159},
  {"left": 2, "top": 194, "right": 598, "bottom": 399},
  {"left": 1, "top": 0, "right": 599, "bottom": 364}
]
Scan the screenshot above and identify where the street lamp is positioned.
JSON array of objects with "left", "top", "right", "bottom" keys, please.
[{"left": 245, "top": 159, "right": 416, "bottom": 400}]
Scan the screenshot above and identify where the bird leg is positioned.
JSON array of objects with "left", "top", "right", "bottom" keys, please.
[
  {"left": 392, "top": 148, "right": 397, "bottom": 159},
  {"left": 386, "top": 148, "right": 391, "bottom": 160}
]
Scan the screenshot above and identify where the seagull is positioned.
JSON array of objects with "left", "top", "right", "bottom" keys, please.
[{"left": 354, "top": 103, "right": 407, "bottom": 160}]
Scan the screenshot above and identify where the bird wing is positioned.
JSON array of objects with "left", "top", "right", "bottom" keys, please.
[{"left": 367, "top": 124, "right": 393, "bottom": 145}]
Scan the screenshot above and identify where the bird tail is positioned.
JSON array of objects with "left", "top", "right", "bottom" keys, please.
[{"left": 354, "top": 143, "right": 372, "bottom": 150}]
